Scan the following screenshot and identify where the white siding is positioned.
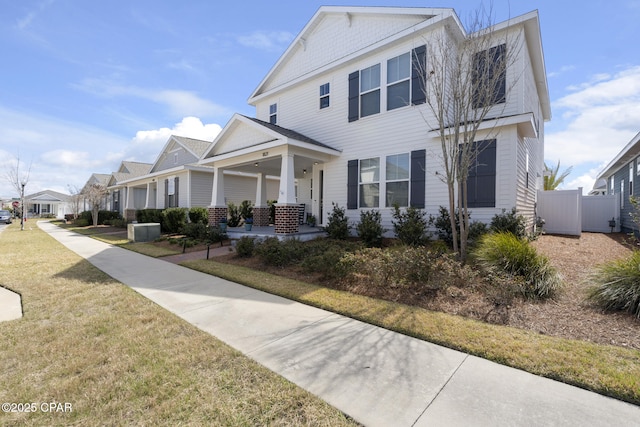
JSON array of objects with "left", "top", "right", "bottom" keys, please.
[
  {"left": 190, "top": 171, "right": 214, "bottom": 208},
  {"left": 155, "top": 146, "right": 198, "bottom": 172}
]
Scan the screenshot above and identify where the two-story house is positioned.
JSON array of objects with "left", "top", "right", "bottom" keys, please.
[{"left": 201, "top": 6, "right": 550, "bottom": 235}]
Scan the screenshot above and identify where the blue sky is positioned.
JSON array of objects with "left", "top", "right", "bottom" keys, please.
[{"left": 2, "top": 0, "right": 640, "bottom": 198}]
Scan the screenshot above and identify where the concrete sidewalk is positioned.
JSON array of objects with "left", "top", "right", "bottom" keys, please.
[{"left": 39, "top": 221, "right": 640, "bottom": 426}]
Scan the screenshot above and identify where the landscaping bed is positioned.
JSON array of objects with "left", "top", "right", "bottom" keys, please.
[{"left": 212, "top": 232, "right": 639, "bottom": 351}]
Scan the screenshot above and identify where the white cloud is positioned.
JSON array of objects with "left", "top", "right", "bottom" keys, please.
[
  {"left": 126, "top": 117, "right": 222, "bottom": 161},
  {"left": 73, "top": 78, "right": 231, "bottom": 118},
  {"left": 546, "top": 66, "right": 640, "bottom": 167},
  {"left": 237, "top": 31, "right": 294, "bottom": 52}
]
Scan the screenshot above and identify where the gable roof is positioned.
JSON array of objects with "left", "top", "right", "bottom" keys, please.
[
  {"left": 595, "top": 131, "right": 640, "bottom": 183},
  {"left": 149, "top": 135, "right": 213, "bottom": 173},
  {"left": 109, "top": 161, "right": 153, "bottom": 186},
  {"left": 248, "top": 6, "right": 456, "bottom": 104},
  {"left": 25, "top": 189, "right": 71, "bottom": 202},
  {"left": 202, "top": 113, "right": 340, "bottom": 160}
]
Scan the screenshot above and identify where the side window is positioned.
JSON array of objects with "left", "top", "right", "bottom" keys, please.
[
  {"left": 319, "top": 83, "right": 330, "bottom": 109},
  {"left": 472, "top": 44, "right": 507, "bottom": 108},
  {"left": 269, "top": 103, "right": 277, "bottom": 124},
  {"left": 466, "top": 140, "right": 497, "bottom": 208}
]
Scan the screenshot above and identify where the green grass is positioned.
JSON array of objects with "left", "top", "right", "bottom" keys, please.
[
  {"left": 0, "top": 222, "right": 357, "bottom": 426},
  {"left": 182, "top": 258, "right": 640, "bottom": 406}
]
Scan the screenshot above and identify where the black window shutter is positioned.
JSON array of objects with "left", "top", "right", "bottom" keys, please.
[
  {"left": 410, "top": 150, "right": 426, "bottom": 208},
  {"left": 467, "top": 140, "right": 496, "bottom": 208},
  {"left": 164, "top": 179, "right": 169, "bottom": 208},
  {"left": 348, "top": 71, "right": 360, "bottom": 122},
  {"left": 174, "top": 176, "right": 179, "bottom": 207},
  {"left": 347, "top": 160, "right": 359, "bottom": 209},
  {"left": 411, "top": 45, "right": 426, "bottom": 105}
]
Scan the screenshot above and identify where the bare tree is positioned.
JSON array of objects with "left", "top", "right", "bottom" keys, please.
[
  {"left": 416, "top": 6, "right": 522, "bottom": 260},
  {"left": 4, "top": 154, "right": 32, "bottom": 230},
  {"left": 82, "top": 183, "right": 107, "bottom": 227},
  {"left": 67, "top": 184, "right": 83, "bottom": 220}
]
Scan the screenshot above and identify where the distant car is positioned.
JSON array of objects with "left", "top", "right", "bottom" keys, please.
[{"left": 0, "top": 210, "right": 12, "bottom": 224}]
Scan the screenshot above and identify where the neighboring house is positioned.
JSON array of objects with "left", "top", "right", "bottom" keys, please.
[
  {"left": 108, "top": 135, "right": 214, "bottom": 221},
  {"left": 200, "top": 6, "right": 550, "bottom": 234},
  {"left": 24, "top": 189, "right": 72, "bottom": 219},
  {"left": 107, "top": 161, "right": 153, "bottom": 217},
  {"left": 593, "top": 131, "right": 640, "bottom": 232}
]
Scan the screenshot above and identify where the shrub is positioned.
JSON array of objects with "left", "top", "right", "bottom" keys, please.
[
  {"left": 235, "top": 236, "right": 256, "bottom": 258},
  {"left": 162, "top": 207, "right": 187, "bottom": 234},
  {"left": 227, "top": 202, "right": 241, "bottom": 227},
  {"left": 300, "top": 239, "right": 361, "bottom": 279},
  {"left": 474, "top": 232, "right": 562, "bottom": 300},
  {"left": 356, "top": 210, "right": 385, "bottom": 247},
  {"left": 392, "top": 205, "right": 431, "bottom": 246},
  {"left": 324, "top": 203, "right": 350, "bottom": 240},
  {"left": 188, "top": 207, "right": 209, "bottom": 224},
  {"left": 182, "top": 222, "right": 208, "bottom": 240},
  {"left": 206, "top": 227, "right": 227, "bottom": 244},
  {"left": 137, "top": 209, "right": 163, "bottom": 224},
  {"left": 254, "top": 237, "right": 305, "bottom": 267},
  {"left": 339, "top": 246, "right": 443, "bottom": 290},
  {"left": 78, "top": 210, "right": 122, "bottom": 226},
  {"left": 109, "top": 218, "right": 127, "bottom": 228},
  {"left": 433, "top": 206, "right": 487, "bottom": 248},
  {"left": 75, "top": 218, "right": 90, "bottom": 227},
  {"left": 490, "top": 207, "right": 527, "bottom": 239},
  {"left": 588, "top": 251, "right": 640, "bottom": 318}
]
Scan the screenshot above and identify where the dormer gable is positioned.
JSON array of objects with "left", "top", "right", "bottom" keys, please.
[
  {"left": 248, "top": 6, "right": 457, "bottom": 104},
  {"left": 150, "top": 135, "right": 213, "bottom": 173}
]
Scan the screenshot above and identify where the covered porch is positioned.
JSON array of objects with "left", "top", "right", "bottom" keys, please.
[{"left": 201, "top": 115, "right": 341, "bottom": 235}]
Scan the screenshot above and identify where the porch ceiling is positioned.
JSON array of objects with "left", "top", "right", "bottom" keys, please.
[{"left": 226, "top": 154, "right": 319, "bottom": 179}]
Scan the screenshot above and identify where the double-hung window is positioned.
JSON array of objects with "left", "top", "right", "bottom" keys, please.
[
  {"left": 319, "top": 83, "right": 330, "bottom": 109},
  {"left": 359, "top": 157, "right": 380, "bottom": 208},
  {"left": 269, "top": 103, "right": 277, "bottom": 124},
  {"left": 387, "top": 53, "right": 410, "bottom": 110},
  {"left": 386, "top": 153, "right": 410, "bottom": 207},
  {"left": 360, "top": 64, "right": 381, "bottom": 118}
]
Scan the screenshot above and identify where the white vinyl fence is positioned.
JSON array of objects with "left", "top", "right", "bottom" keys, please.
[{"left": 537, "top": 190, "right": 620, "bottom": 236}]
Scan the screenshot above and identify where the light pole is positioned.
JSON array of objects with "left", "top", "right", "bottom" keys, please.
[{"left": 20, "top": 181, "right": 25, "bottom": 231}]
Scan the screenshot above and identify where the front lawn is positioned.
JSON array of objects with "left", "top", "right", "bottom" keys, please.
[{"left": 0, "top": 223, "right": 356, "bottom": 426}]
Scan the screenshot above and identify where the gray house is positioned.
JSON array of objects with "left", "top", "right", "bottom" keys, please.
[{"left": 594, "top": 131, "right": 640, "bottom": 233}]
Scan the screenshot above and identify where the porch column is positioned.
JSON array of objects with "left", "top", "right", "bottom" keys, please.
[
  {"left": 208, "top": 167, "right": 228, "bottom": 227},
  {"left": 254, "top": 172, "right": 270, "bottom": 226},
  {"left": 124, "top": 186, "right": 136, "bottom": 222},
  {"left": 145, "top": 182, "right": 153, "bottom": 209},
  {"left": 275, "top": 153, "right": 299, "bottom": 234}
]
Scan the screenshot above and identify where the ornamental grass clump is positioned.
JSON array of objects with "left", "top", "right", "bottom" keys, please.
[
  {"left": 474, "top": 232, "right": 562, "bottom": 300},
  {"left": 588, "top": 251, "right": 640, "bottom": 318}
]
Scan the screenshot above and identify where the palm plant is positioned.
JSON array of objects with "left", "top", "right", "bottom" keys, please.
[{"left": 544, "top": 160, "right": 573, "bottom": 190}]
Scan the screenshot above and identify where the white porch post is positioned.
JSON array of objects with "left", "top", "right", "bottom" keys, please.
[
  {"left": 208, "top": 167, "right": 227, "bottom": 226},
  {"left": 278, "top": 153, "right": 297, "bottom": 204},
  {"left": 145, "top": 182, "right": 153, "bottom": 208},
  {"left": 124, "top": 186, "right": 136, "bottom": 222},
  {"left": 254, "top": 172, "right": 270, "bottom": 226},
  {"left": 275, "top": 153, "right": 299, "bottom": 233},
  {"left": 211, "top": 167, "right": 225, "bottom": 207}
]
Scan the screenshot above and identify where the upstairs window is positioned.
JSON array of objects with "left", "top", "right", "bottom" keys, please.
[
  {"left": 360, "top": 64, "right": 381, "bottom": 118},
  {"left": 319, "top": 83, "right": 330, "bottom": 109},
  {"left": 269, "top": 103, "right": 277, "bottom": 124},
  {"left": 387, "top": 53, "right": 410, "bottom": 110},
  {"left": 472, "top": 44, "right": 507, "bottom": 109}
]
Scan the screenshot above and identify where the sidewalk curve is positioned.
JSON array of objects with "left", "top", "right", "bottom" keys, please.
[{"left": 38, "top": 221, "right": 640, "bottom": 427}]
